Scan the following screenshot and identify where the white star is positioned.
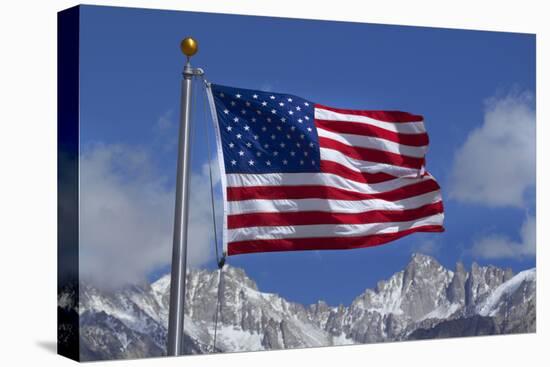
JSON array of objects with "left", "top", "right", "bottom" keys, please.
[
  {"left": 271, "top": 134, "right": 276, "bottom": 140},
  {"left": 296, "top": 106, "right": 301, "bottom": 111},
  {"left": 231, "top": 160, "right": 237, "bottom": 165},
  {"left": 276, "top": 125, "right": 282, "bottom": 131},
  {"left": 287, "top": 98, "right": 293, "bottom": 102},
  {"left": 229, "top": 142, "right": 235, "bottom": 148},
  {"left": 281, "top": 117, "right": 286, "bottom": 122},
  {"left": 290, "top": 126, "right": 296, "bottom": 131},
  {"left": 248, "top": 160, "right": 255, "bottom": 166},
  {"left": 280, "top": 142, "right": 286, "bottom": 148},
  {"left": 251, "top": 117, "right": 257, "bottom": 122},
  {"left": 304, "top": 116, "right": 310, "bottom": 120},
  {"left": 246, "top": 101, "right": 251, "bottom": 107},
  {"left": 267, "top": 117, "right": 272, "bottom": 122},
  {"left": 266, "top": 160, "right": 272, "bottom": 166},
  {"left": 256, "top": 152, "right": 262, "bottom": 157},
  {"left": 223, "top": 109, "right": 229, "bottom": 114},
  {"left": 261, "top": 126, "right": 267, "bottom": 132},
  {"left": 296, "top": 142, "right": 301, "bottom": 147},
  {"left": 230, "top": 101, "right": 236, "bottom": 106},
  {"left": 312, "top": 160, "right": 316, "bottom": 165},
  {"left": 309, "top": 142, "right": 314, "bottom": 148},
  {"left": 300, "top": 134, "right": 305, "bottom": 139},
  {"left": 298, "top": 118, "right": 303, "bottom": 123},
  {"left": 236, "top": 94, "right": 241, "bottom": 98},
  {"left": 246, "top": 142, "right": 252, "bottom": 148},
  {"left": 264, "top": 143, "right": 269, "bottom": 148},
  {"left": 300, "top": 160, "right": 304, "bottom": 165},
  {"left": 273, "top": 151, "right": 279, "bottom": 156},
  {"left": 253, "top": 94, "right": 258, "bottom": 99},
  {"left": 271, "top": 109, "right": 276, "bottom": 114},
  {"left": 244, "top": 125, "right": 250, "bottom": 131},
  {"left": 286, "top": 134, "right": 291, "bottom": 139},
  {"left": 233, "top": 117, "right": 239, "bottom": 123},
  {"left": 256, "top": 110, "right": 262, "bottom": 115},
  {"left": 304, "top": 102, "right": 310, "bottom": 106},
  {"left": 226, "top": 126, "right": 233, "bottom": 131},
  {"left": 238, "top": 150, "right": 244, "bottom": 156},
  {"left": 288, "top": 110, "right": 294, "bottom": 115},
  {"left": 270, "top": 95, "right": 276, "bottom": 100},
  {"left": 283, "top": 159, "right": 288, "bottom": 165},
  {"left": 261, "top": 101, "right": 268, "bottom": 106},
  {"left": 290, "top": 151, "right": 296, "bottom": 156},
  {"left": 253, "top": 135, "right": 259, "bottom": 140},
  {"left": 241, "top": 109, "right": 246, "bottom": 115},
  {"left": 279, "top": 102, "right": 285, "bottom": 107},
  {"left": 236, "top": 134, "right": 242, "bottom": 139},
  {"left": 304, "top": 151, "right": 308, "bottom": 156},
  {"left": 220, "top": 92, "right": 225, "bottom": 97},
  {"left": 307, "top": 127, "right": 312, "bottom": 132}
]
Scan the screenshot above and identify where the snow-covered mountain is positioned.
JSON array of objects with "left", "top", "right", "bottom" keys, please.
[{"left": 58, "top": 253, "right": 535, "bottom": 361}]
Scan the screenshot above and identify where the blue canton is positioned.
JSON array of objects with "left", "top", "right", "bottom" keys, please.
[{"left": 211, "top": 84, "right": 321, "bottom": 174}]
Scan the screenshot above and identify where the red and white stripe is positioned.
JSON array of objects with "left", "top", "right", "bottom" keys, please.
[{"left": 223, "top": 103, "right": 444, "bottom": 255}]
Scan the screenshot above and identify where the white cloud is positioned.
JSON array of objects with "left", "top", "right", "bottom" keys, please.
[
  {"left": 471, "top": 215, "right": 536, "bottom": 259},
  {"left": 153, "top": 110, "right": 178, "bottom": 151},
  {"left": 80, "top": 143, "right": 219, "bottom": 288},
  {"left": 449, "top": 92, "right": 535, "bottom": 208},
  {"left": 412, "top": 238, "right": 441, "bottom": 256},
  {"left": 156, "top": 109, "right": 174, "bottom": 130}
]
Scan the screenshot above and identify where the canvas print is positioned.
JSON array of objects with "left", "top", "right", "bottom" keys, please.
[{"left": 57, "top": 5, "right": 536, "bottom": 362}]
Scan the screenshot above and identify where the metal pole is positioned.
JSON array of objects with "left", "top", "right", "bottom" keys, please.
[
  {"left": 167, "top": 37, "right": 200, "bottom": 356},
  {"left": 166, "top": 37, "right": 207, "bottom": 356},
  {"left": 167, "top": 61, "right": 193, "bottom": 357}
]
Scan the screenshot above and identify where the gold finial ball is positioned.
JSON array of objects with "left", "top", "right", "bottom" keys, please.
[{"left": 180, "top": 37, "right": 198, "bottom": 57}]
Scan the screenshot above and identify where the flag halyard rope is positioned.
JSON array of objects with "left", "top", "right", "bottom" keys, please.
[{"left": 201, "top": 78, "right": 225, "bottom": 353}]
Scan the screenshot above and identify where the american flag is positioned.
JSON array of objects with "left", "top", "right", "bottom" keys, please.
[{"left": 206, "top": 83, "right": 444, "bottom": 256}]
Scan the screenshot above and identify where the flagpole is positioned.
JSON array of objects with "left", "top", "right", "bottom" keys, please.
[{"left": 167, "top": 37, "right": 203, "bottom": 356}]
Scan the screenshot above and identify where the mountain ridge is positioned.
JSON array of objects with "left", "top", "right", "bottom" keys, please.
[{"left": 58, "top": 253, "right": 535, "bottom": 361}]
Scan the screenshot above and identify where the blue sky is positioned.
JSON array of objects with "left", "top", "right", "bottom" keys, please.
[{"left": 78, "top": 5, "right": 535, "bottom": 306}]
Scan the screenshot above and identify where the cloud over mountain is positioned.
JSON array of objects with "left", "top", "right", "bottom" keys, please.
[
  {"left": 449, "top": 91, "right": 535, "bottom": 260},
  {"left": 449, "top": 92, "right": 535, "bottom": 208},
  {"left": 79, "top": 142, "right": 218, "bottom": 288},
  {"left": 471, "top": 214, "right": 535, "bottom": 259}
]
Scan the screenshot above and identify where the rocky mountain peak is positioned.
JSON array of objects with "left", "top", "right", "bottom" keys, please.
[
  {"left": 446, "top": 261, "right": 468, "bottom": 305},
  {"left": 151, "top": 274, "right": 170, "bottom": 294},
  {"left": 454, "top": 261, "right": 466, "bottom": 273},
  {"left": 397, "top": 254, "right": 452, "bottom": 321},
  {"left": 221, "top": 264, "right": 259, "bottom": 291},
  {"left": 465, "top": 262, "right": 514, "bottom": 307},
  {"left": 404, "top": 253, "right": 449, "bottom": 283},
  {"left": 409, "top": 252, "right": 439, "bottom": 267},
  {"left": 65, "top": 254, "right": 536, "bottom": 361}
]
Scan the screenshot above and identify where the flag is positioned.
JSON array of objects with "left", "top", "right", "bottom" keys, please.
[{"left": 206, "top": 83, "right": 444, "bottom": 256}]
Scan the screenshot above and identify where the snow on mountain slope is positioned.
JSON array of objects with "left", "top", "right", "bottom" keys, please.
[
  {"left": 63, "top": 253, "right": 535, "bottom": 360},
  {"left": 477, "top": 268, "right": 536, "bottom": 317}
]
